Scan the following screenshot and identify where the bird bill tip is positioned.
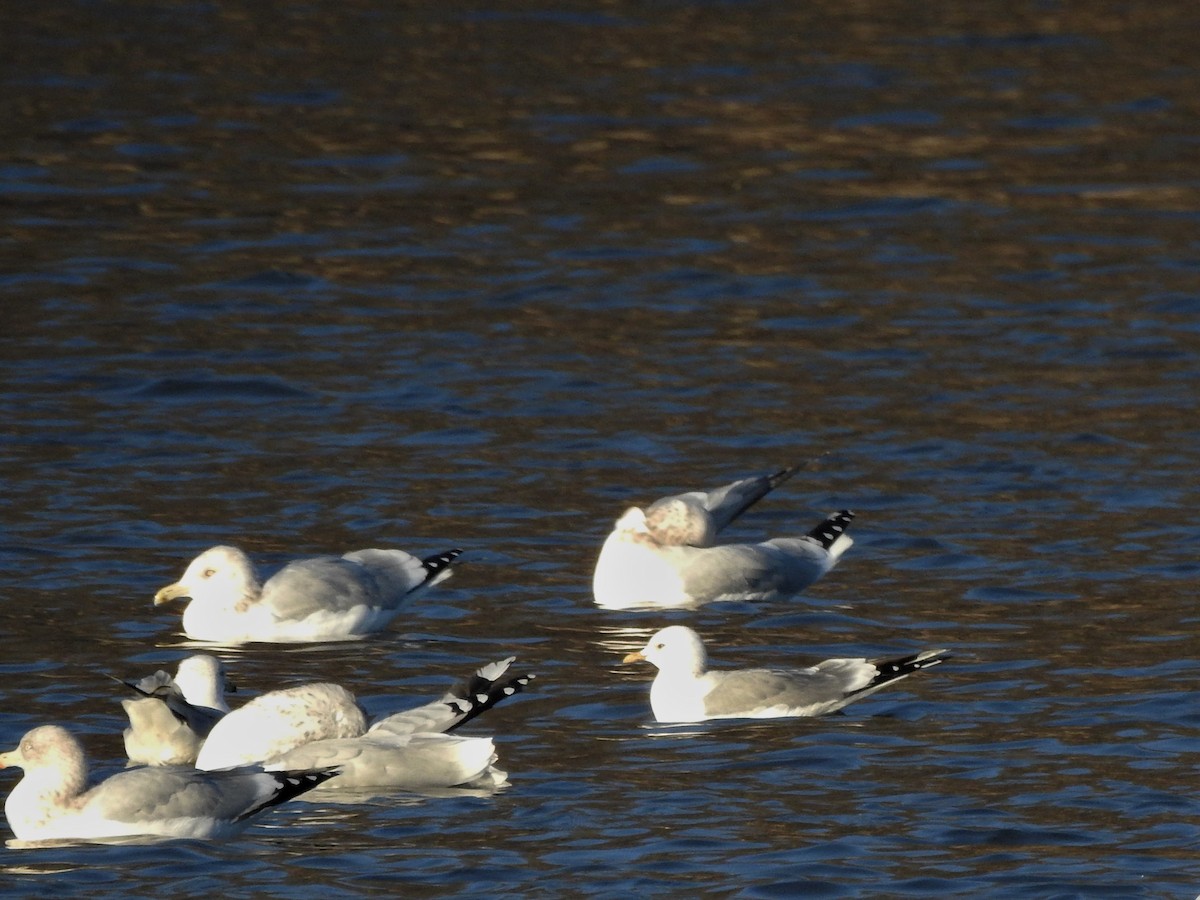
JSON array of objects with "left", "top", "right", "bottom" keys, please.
[
  {"left": 622, "top": 650, "right": 647, "bottom": 664},
  {"left": 153, "top": 583, "right": 188, "bottom": 606}
]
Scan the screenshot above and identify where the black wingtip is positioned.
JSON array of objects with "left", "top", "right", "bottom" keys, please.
[
  {"left": 444, "top": 662, "right": 535, "bottom": 731},
  {"left": 767, "top": 466, "right": 801, "bottom": 490},
  {"left": 421, "top": 548, "right": 464, "bottom": 580},
  {"left": 865, "top": 649, "right": 950, "bottom": 692},
  {"left": 806, "top": 509, "right": 855, "bottom": 549},
  {"left": 108, "top": 672, "right": 160, "bottom": 700},
  {"left": 107, "top": 672, "right": 138, "bottom": 691},
  {"left": 236, "top": 767, "right": 341, "bottom": 822}
]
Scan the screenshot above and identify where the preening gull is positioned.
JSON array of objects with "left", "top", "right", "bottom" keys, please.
[
  {"left": 154, "top": 544, "right": 463, "bottom": 643},
  {"left": 195, "top": 683, "right": 367, "bottom": 771},
  {"left": 196, "top": 658, "right": 533, "bottom": 790},
  {"left": 623, "top": 626, "right": 949, "bottom": 723},
  {"left": 593, "top": 466, "right": 854, "bottom": 609},
  {"left": 117, "top": 654, "right": 232, "bottom": 766},
  {"left": 0, "top": 725, "right": 336, "bottom": 843}
]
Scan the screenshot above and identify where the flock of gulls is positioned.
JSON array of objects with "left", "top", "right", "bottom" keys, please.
[{"left": 0, "top": 465, "right": 949, "bottom": 846}]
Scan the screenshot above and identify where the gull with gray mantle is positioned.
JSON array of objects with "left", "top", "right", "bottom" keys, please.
[
  {"left": 154, "top": 544, "right": 462, "bottom": 643},
  {"left": 593, "top": 465, "right": 854, "bottom": 609},
  {"left": 116, "top": 653, "right": 232, "bottom": 766},
  {"left": 0, "top": 724, "right": 336, "bottom": 844},
  {"left": 623, "top": 625, "right": 949, "bottom": 723},
  {"left": 194, "top": 657, "right": 533, "bottom": 792}
]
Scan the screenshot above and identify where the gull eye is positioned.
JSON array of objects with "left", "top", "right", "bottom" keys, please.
[
  {"left": 655, "top": 642, "right": 665, "bottom": 650},
  {"left": 202, "top": 568, "right": 216, "bottom": 578}
]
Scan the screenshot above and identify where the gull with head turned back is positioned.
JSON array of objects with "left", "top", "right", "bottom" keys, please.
[
  {"left": 593, "top": 465, "right": 854, "bottom": 609},
  {"left": 117, "top": 653, "right": 232, "bottom": 766}
]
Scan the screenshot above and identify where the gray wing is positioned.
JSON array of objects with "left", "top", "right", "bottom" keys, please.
[
  {"left": 121, "top": 675, "right": 225, "bottom": 739},
  {"left": 699, "top": 466, "right": 798, "bottom": 534},
  {"left": 702, "top": 666, "right": 843, "bottom": 717},
  {"left": 84, "top": 767, "right": 261, "bottom": 823},
  {"left": 368, "top": 657, "right": 533, "bottom": 739},
  {"left": 130, "top": 670, "right": 173, "bottom": 695},
  {"left": 341, "top": 549, "right": 438, "bottom": 600},
  {"left": 170, "top": 699, "right": 225, "bottom": 738},
  {"left": 147, "top": 686, "right": 224, "bottom": 738},
  {"left": 640, "top": 468, "right": 797, "bottom": 548},
  {"left": 368, "top": 698, "right": 458, "bottom": 739},
  {"left": 270, "top": 733, "right": 495, "bottom": 791},
  {"left": 673, "top": 540, "right": 830, "bottom": 603},
  {"left": 259, "top": 556, "right": 388, "bottom": 620},
  {"left": 87, "top": 766, "right": 335, "bottom": 827}
]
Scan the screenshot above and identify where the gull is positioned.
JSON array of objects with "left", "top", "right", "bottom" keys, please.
[
  {"left": 117, "top": 654, "right": 232, "bottom": 766},
  {"left": 194, "top": 683, "right": 367, "bottom": 771},
  {"left": 0, "top": 725, "right": 336, "bottom": 844},
  {"left": 623, "top": 625, "right": 949, "bottom": 723},
  {"left": 592, "top": 466, "right": 854, "bottom": 609},
  {"left": 195, "top": 658, "right": 533, "bottom": 791},
  {"left": 154, "top": 544, "right": 463, "bottom": 643}
]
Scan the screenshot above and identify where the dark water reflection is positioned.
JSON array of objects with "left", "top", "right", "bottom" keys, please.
[{"left": 2, "top": 0, "right": 1199, "bottom": 896}]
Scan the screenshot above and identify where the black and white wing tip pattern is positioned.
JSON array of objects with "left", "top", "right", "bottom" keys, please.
[
  {"left": 444, "top": 657, "right": 535, "bottom": 731},
  {"left": 235, "top": 767, "right": 342, "bottom": 822},
  {"left": 858, "top": 648, "right": 950, "bottom": 696},
  {"left": 806, "top": 509, "right": 856, "bottom": 550},
  {"left": 419, "top": 548, "right": 464, "bottom": 586}
]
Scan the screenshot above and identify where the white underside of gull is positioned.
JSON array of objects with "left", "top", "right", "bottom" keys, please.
[{"left": 180, "top": 600, "right": 394, "bottom": 644}]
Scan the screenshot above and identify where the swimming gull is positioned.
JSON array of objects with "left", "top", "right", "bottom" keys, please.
[
  {"left": 196, "top": 658, "right": 533, "bottom": 790},
  {"left": 117, "top": 654, "right": 232, "bottom": 766},
  {"left": 154, "top": 544, "right": 463, "bottom": 643},
  {"left": 623, "top": 625, "right": 949, "bottom": 723},
  {"left": 0, "top": 725, "right": 336, "bottom": 843},
  {"left": 593, "top": 466, "right": 854, "bottom": 609}
]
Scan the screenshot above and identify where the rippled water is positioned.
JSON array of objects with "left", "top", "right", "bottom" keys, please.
[{"left": 2, "top": 1, "right": 1199, "bottom": 896}]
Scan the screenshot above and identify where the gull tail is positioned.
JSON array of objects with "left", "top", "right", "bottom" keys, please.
[{"left": 806, "top": 510, "right": 855, "bottom": 550}]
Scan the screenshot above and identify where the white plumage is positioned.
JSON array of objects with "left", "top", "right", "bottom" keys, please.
[
  {"left": 0, "top": 725, "right": 334, "bottom": 844},
  {"left": 195, "top": 658, "right": 532, "bottom": 791},
  {"left": 154, "top": 544, "right": 461, "bottom": 643},
  {"left": 624, "top": 626, "right": 949, "bottom": 723},
  {"left": 119, "top": 653, "right": 231, "bottom": 766},
  {"left": 593, "top": 467, "right": 854, "bottom": 609}
]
